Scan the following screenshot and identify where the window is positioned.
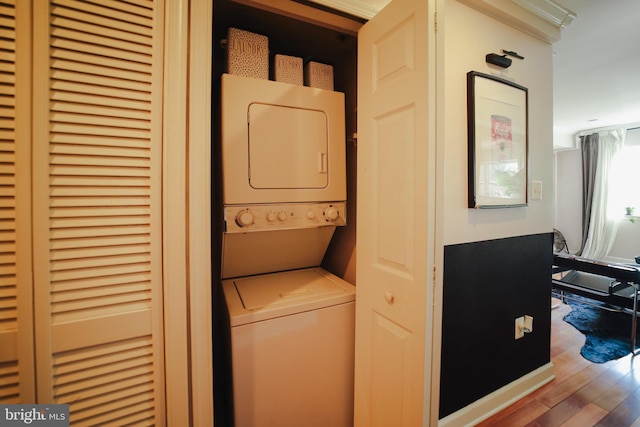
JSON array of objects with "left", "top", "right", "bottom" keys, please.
[{"left": 608, "top": 128, "right": 640, "bottom": 219}]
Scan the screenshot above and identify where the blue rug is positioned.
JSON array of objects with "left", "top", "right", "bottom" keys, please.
[{"left": 562, "top": 298, "right": 638, "bottom": 363}]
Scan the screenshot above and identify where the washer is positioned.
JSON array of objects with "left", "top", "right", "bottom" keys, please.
[{"left": 222, "top": 267, "right": 355, "bottom": 427}]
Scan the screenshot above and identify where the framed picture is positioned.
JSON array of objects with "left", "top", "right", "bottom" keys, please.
[{"left": 467, "top": 71, "right": 528, "bottom": 208}]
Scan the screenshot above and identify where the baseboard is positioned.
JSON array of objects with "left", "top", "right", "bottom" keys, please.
[{"left": 438, "top": 362, "right": 555, "bottom": 427}]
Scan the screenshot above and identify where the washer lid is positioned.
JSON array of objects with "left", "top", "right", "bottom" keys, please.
[
  {"left": 222, "top": 268, "right": 355, "bottom": 326},
  {"left": 235, "top": 268, "right": 348, "bottom": 311}
]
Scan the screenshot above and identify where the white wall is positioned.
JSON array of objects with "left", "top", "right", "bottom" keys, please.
[
  {"left": 553, "top": 128, "right": 576, "bottom": 150},
  {"left": 554, "top": 148, "right": 581, "bottom": 252},
  {"left": 609, "top": 220, "right": 640, "bottom": 263},
  {"left": 442, "top": 0, "right": 555, "bottom": 246}
]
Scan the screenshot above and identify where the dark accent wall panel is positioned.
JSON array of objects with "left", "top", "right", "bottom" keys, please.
[{"left": 439, "top": 233, "right": 553, "bottom": 418}]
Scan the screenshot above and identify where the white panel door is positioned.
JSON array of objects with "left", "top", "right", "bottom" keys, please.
[{"left": 355, "top": 0, "right": 435, "bottom": 424}]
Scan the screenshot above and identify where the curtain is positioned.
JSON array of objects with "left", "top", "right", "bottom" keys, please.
[
  {"left": 578, "top": 128, "right": 626, "bottom": 259},
  {"left": 577, "top": 133, "right": 598, "bottom": 255}
]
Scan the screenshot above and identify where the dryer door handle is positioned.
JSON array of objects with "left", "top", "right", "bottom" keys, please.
[{"left": 318, "top": 152, "right": 327, "bottom": 173}]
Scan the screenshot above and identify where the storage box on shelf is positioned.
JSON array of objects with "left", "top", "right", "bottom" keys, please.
[
  {"left": 305, "top": 61, "right": 334, "bottom": 90},
  {"left": 274, "top": 54, "right": 303, "bottom": 85},
  {"left": 226, "top": 27, "right": 269, "bottom": 80}
]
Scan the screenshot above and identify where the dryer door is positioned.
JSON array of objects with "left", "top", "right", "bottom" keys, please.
[{"left": 249, "top": 103, "right": 328, "bottom": 189}]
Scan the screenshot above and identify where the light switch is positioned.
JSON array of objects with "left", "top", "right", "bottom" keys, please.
[{"left": 531, "top": 180, "right": 542, "bottom": 200}]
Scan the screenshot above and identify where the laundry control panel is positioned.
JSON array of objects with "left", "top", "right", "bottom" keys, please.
[{"left": 224, "top": 202, "right": 346, "bottom": 233}]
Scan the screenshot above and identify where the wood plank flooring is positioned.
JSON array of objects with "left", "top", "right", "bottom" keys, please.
[{"left": 475, "top": 299, "right": 640, "bottom": 427}]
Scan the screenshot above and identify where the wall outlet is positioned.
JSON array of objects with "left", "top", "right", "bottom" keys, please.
[
  {"left": 524, "top": 315, "right": 533, "bottom": 333},
  {"left": 515, "top": 316, "right": 525, "bottom": 339},
  {"left": 515, "top": 315, "right": 533, "bottom": 339}
]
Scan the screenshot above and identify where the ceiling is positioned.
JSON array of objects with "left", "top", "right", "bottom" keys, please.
[{"left": 553, "top": 0, "right": 640, "bottom": 135}]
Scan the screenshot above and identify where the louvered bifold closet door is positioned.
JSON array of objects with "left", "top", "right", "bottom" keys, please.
[
  {"left": 32, "top": 1, "right": 166, "bottom": 425},
  {"left": 0, "top": 0, "right": 35, "bottom": 404}
]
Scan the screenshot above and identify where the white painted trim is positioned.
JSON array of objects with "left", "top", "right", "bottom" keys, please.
[
  {"left": 429, "top": 0, "right": 445, "bottom": 425},
  {"left": 188, "top": 0, "right": 214, "bottom": 425},
  {"left": 512, "top": 0, "right": 575, "bottom": 29},
  {"left": 232, "top": 0, "right": 363, "bottom": 35},
  {"left": 307, "top": 0, "right": 387, "bottom": 19},
  {"left": 438, "top": 363, "right": 555, "bottom": 427},
  {"left": 456, "top": 0, "right": 561, "bottom": 43},
  {"left": 163, "top": 0, "right": 191, "bottom": 424},
  {"left": 575, "top": 122, "right": 640, "bottom": 138}
]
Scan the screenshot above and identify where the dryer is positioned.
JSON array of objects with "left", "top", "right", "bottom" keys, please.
[
  {"left": 221, "top": 73, "right": 346, "bottom": 206},
  {"left": 221, "top": 73, "right": 347, "bottom": 279}
]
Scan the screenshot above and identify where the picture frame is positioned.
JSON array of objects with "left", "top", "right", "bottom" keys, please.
[{"left": 467, "top": 71, "right": 528, "bottom": 208}]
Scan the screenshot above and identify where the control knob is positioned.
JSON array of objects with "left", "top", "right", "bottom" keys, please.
[
  {"left": 235, "top": 210, "right": 254, "bottom": 228},
  {"left": 277, "top": 211, "right": 288, "bottom": 221},
  {"left": 324, "top": 207, "right": 339, "bottom": 221}
]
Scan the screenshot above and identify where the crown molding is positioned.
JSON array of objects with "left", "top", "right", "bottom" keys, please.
[{"left": 457, "top": 0, "right": 572, "bottom": 43}]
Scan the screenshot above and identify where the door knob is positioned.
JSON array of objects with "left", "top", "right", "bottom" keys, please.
[{"left": 384, "top": 291, "right": 394, "bottom": 305}]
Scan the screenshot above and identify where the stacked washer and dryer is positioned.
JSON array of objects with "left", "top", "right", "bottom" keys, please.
[{"left": 220, "top": 73, "right": 355, "bottom": 427}]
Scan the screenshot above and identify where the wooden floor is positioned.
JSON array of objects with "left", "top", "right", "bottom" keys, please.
[{"left": 476, "top": 299, "right": 640, "bottom": 427}]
